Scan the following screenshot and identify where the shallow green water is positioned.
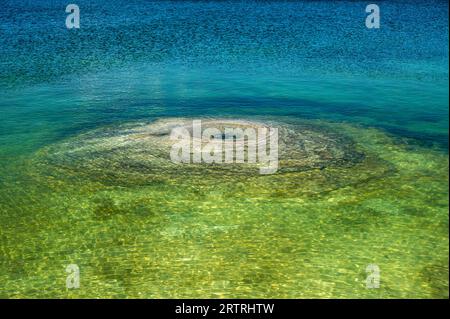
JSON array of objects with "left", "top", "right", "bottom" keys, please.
[{"left": 0, "top": 117, "right": 448, "bottom": 298}]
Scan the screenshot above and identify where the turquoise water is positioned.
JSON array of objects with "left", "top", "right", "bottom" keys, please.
[{"left": 0, "top": 1, "right": 448, "bottom": 298}]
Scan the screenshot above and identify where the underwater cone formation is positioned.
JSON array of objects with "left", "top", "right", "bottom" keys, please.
[
  {"left": 32, "top": 117, "right": 369, "bottom": 186},
  {"left": 27, "top": 117, "right": 396, "bottom": 200}
]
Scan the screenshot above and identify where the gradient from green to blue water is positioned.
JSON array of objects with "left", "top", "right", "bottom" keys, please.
[
  {"left": 0, "top": 0, "right": 448, "bottom": 298},
  {"left": 1, "top": 0, "right": 448, "bottom": 155}
]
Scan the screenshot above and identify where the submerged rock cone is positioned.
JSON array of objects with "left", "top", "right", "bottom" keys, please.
[{"left": 32, "top": 118, "right": 368, "bottom": 185}]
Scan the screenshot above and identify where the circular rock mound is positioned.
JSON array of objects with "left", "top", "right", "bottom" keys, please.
[{"left": 33, "top": 117, "right": 365, "bottom": 185}]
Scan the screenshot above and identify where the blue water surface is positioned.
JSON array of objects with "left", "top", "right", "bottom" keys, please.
[{"left": 0, "top": 0, "right": 448, "bottom": 155}]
